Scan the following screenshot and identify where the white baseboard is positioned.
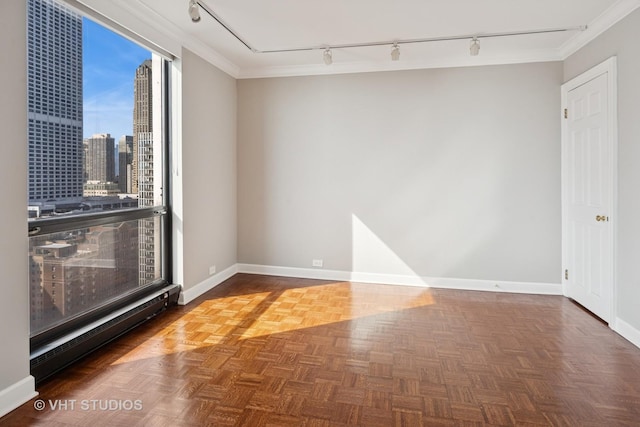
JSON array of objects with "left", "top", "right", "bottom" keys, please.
[
  {"left": 614, "top": 317, "right": 640, "bottom": 349},
  {"left": 178, "top": 264, "right": 238, "bottom": 305},
  {"left": 0, "top": 376, "right": 37, "bottom": 418},
  {"left": 236, "top": 263, "right": 562, "bottom": 295},
  {"left": 237, "top": 263, "right": 351, "bottom": 282}
]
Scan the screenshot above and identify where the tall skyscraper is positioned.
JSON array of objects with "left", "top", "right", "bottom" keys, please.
[
  {"left": 27, "top": 0, "right": 83, "bottom": 205},
  {"left": 133, "top": 59, "right": 159, "bottom": 285},
  {"left": 132, "top": 59, "right": 153, "bottom": 195},
  {"left": 118, "top": 135, "right": 134, "bottom": 193},
  {"left": 85, "top": 133, "right": 115, "bottom": 183}
]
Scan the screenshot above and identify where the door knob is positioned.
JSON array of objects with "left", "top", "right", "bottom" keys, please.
[{"left": 596, "top": 215, "right": 609, "bottom": 222}]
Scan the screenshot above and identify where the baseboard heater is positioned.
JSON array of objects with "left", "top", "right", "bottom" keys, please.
[{"left": 30, "top": 284, "right": 181, "bottom": 384}]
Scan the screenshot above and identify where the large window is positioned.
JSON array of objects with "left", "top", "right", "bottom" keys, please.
[{"left": 27, "top": 0, "right": 171, "bottom": 345}]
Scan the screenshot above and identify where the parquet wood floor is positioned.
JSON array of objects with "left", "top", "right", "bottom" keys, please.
[{"left": 3, "top": 274, "right": 640, "bottom": 426}]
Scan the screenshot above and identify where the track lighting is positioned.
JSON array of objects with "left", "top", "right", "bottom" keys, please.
[
  {"left": 470, "top": 37, "right": 480, "bottom": 56},
  {"left": 391, "top": 43, "right": 400, "bottom": 61},
  {"left": 189, "top": 0, "right": 201, "bottom": 23},
  {"left": 323, "top": 48, "right": 333, "bottom": 65},
  {"left": 187, "top": 6, "right": 586, "bottom": 61}
]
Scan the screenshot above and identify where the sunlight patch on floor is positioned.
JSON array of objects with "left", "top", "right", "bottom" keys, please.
[
  {"left": 110, "top": 285, "right": 434, "bottom": 365},
  {"left": 237, "top": 282, "right": 435, "bottom": 339}
]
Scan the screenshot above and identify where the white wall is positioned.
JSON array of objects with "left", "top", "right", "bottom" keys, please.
[
  {"left": 178, "top": 48, "right": 237, "bottom": 296},
  {"left": 564, "top": 8, "right": 640, "bottom": 334},
  {"left": 0, "top": 0, "right": 36, "bottom": 417},
  {"left": 238, "top": 62, "right": 563, "bottom": 286}
]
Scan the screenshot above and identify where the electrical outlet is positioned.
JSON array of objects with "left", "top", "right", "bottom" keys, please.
[
  {"left": 209, "top": 265, "right": 216, "bottom": 275},
  {"left": 312, "top": 259, "right": 324, "bottom": 268}
]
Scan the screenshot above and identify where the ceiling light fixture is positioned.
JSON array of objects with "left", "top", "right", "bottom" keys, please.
[
  {"left": 188, "top": 0, "right": 201, "bottom": 23},
  {"left": 391, "top": 43, "right": 400, "bottom": 61},
  {"left": 470, "top": 37, "right": 480, "bottom": 56},
  {"left": 323, "top": 48, "right": 333, "bottom": 65}
]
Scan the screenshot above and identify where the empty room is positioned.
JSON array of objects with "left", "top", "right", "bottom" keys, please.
[{"left": 2, "top": 0, "right": 640, "bottom": 425}]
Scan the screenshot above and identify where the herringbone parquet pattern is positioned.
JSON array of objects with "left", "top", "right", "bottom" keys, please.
[{"left": 3, "top": 274, "right": 640, "bottom": 426}]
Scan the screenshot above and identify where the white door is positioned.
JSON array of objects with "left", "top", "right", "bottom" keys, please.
[{"left": 562, "top": 59, "right": 616, "bottom": 323}]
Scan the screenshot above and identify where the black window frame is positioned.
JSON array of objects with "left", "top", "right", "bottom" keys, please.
[{"left": 27, "top": 6, "right": 174, "bottom": 352}]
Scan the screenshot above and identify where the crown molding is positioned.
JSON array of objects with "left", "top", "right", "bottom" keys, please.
[
  {"left": 179, "top": 38, "right": 241, "bottom": 78},
  {"left": 558, "top": 0, "right": 640, "bottom": 59}
]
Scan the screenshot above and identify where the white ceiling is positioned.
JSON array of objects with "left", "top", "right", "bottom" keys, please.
[{"left": 91, "top": 0, "right": 640, "bottom": 78}]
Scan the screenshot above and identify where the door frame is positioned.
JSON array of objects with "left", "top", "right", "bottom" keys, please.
[{"left": 561, "top": 56, "right": 618, "bottom": 325}]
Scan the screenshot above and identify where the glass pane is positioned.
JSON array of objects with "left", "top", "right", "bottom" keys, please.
[
  {"left": 27, "top": 0, "right": 163, "bottom": 219},
  {"left": 29, "top": 217, "right": 162, "bottom": 336}
]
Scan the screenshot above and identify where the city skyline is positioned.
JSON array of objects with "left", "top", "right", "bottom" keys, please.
[
  {"left": 27, "top": 0, "right": 151, "bottom": 205},
  {"left": 28, "top": 0, "right": 152, "bottom": 206}
]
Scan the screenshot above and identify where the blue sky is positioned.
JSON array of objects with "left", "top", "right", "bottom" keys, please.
[{"left": 83, "top": 18, "right": 151, "bottom": 141}]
